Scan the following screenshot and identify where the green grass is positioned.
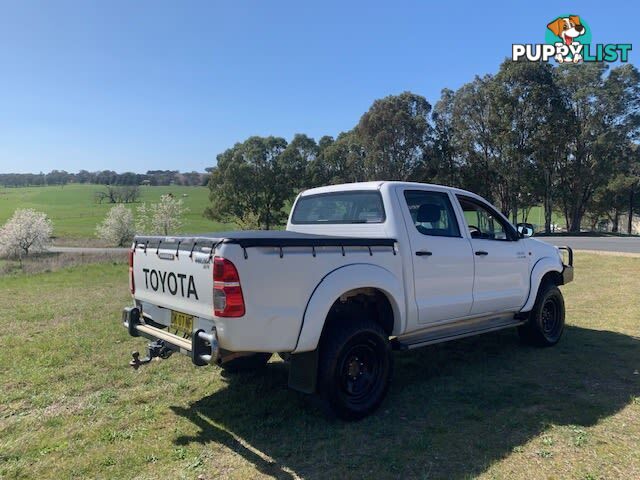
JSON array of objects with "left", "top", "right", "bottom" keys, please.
[
  {"left": 1, "top": 253, "right": 639, "bottom": 479},
  {"left": 517, "top": 205, "right": 565, "bottom": 229},
  {"left": 0, "top": 184, "right": 233, "bottom": 241}
]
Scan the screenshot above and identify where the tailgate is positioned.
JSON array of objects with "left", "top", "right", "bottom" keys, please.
[{"left": 132, "top": 240, "right": 214, "bottom": 319}]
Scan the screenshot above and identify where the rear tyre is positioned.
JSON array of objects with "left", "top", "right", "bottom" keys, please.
[
  {"left": 317, "top": 315, "right": 392, "bottom": 420},
  {"left": 518, "top": 282, "right": 565, "bottom": 347},
  {"left": 219, "top": 353, "right": 272, "bottom": 373}
]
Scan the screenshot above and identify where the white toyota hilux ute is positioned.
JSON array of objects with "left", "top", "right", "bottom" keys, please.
[{"left": 123, "top": 181, "right": 573, "bottom": 419}]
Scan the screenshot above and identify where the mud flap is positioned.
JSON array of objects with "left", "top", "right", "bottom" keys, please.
[{"left": 288, "top": 349, "right": 319, "bottom": 394}]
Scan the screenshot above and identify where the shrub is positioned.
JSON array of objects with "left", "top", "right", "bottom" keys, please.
[
  {"left": 0, "top": 208, "right": 53, "bottom": 260},
  {"left": 96, "top": 204, "right": 135, "bottom": 247},
  {"left": 136, "top": 194, "right": 188, "bottom": 235}
]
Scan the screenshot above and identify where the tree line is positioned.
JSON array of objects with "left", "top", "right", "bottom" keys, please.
[
  {"left": 0, "top": 170, "right": 209, "bottom": 187},
  {"left": 208, "top": 61, "right": 640, "bottom": 233}
]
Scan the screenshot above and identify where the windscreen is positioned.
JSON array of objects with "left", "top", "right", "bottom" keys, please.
[{"left": 291, "top": 191, "right": 385, "bottom": 224}]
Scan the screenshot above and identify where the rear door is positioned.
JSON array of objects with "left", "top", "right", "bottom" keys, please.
[
  {"left": 455, "top": 195, "right": 530, "bottom": 315},
  {"left": 398, "top": 188, "right": 474, "bottom": 324},
  {"left": 132, "top": 241, "right": 214, "bottom": 320}
]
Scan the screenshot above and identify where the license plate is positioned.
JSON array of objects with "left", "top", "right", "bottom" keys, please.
[{"left": 170, "top": 310, "right": 193, "bottom": 336}]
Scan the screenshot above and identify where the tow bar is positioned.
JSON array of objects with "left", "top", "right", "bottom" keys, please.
[
  {"left": 129, "top": 340, "right": 173, "bottom": 370},
  {"left": 123, "top": 307, "right": 219, "bottom": 368}
]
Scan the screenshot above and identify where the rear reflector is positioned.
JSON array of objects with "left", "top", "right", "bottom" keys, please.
[
  {"left": 213, "top": 257, "right": 245, "bottom": 317},
  {"left": 128, "top": 249, "right": 135, "bottom": 295}
]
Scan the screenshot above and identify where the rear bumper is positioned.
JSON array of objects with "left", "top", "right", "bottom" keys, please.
[{"left": 122, "top": 307, "right": 218, "bottom": 366}]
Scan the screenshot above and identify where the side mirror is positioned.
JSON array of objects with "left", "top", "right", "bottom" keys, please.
[{"left": 517, "top": 223, "right": 535, "bottom": 238}]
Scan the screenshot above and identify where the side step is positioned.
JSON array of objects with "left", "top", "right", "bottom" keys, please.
[{"left": 392, "top": 314, "right": 525, "bottom": 351}]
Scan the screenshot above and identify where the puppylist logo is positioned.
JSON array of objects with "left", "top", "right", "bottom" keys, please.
[{"left": 512, "top": 15, "right": 632, "bottom": 63}]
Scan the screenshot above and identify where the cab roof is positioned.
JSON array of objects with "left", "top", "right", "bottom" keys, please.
[{"left": 299, "top": 181, "right": 482, "bottom": 200}]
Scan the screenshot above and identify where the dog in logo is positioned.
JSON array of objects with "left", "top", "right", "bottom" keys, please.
[{"left": 547, "top": 15, "right": 586, "bottom": 63}]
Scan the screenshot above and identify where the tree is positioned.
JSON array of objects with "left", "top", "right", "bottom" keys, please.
[
  {"left": 529, "top": 83, "right": 571, "bottom": 233},
  {"left": 96, "top": 205, "right": 135, "bottom": 247},
  {"left": 205, "top": 136, "right": 295, "bottom": 230},
  {"left": 0, "top": 209, "right": 52, "bottom": 261},
  {"left": 115, "top": 172, "right": 138, "bottom": 186},
  {"left": 95, "top": 170, "right": 118, "bottom": 185},
  {"left": 280, "top": 134, "right": 318, "bottom": 190},
  {"left": 627, "top": 145, "right": 640, "bottom": 234},
  {"left": 450, "top": 75, "right": 502, "bottom": 203},
  {"left": 136, "top": 194, "right": 188, "bottom": 235},
  {"left": 356, "top": 91, "right": 433, "bottom": 181},
  {"left": 444, "top": 64, "right": 556, "bottom": 222},
  {"left": 120, "top": 185, "right": 141, "bottom": 203},
  {"left": 308, "top": 131, "right": 367, "bottom": 185},
  {"left": 45, "top": 170, "right": 70, "bottom": 186},
  {"left": 603, "top": 65, "right": 640, "bottom": 234},
  {"left": 589, "top": 145, "right": 640, "bottom": 233},
  {"left": 306, "top": 135, "right": 336, "bottom": 187},
  {"left": 76, "top": 169, "right": 95, "bottom": 184},
  {"left": 430, "top": 88, "right": 461, "bottom": 186},
  {"left": 553, "top": 63, "right": 614, "bottom": 232},
  {"left": 493, "top": 61, "right": 554, "bottom": 224},
  {"left": 95, "top": 185, "right": 140, "bottom": 204}
]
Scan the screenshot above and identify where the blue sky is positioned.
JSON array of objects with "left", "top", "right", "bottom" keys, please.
[{"left": 0, "top": 0, "right": 638, "bottom": 174}]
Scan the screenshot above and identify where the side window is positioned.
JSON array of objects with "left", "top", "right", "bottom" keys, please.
[
  {"left": 457, "top": 197, "right": 511, "bottom": 241},
  {"left": 403, "top": 190, "right": 461, "bottom": 238}
]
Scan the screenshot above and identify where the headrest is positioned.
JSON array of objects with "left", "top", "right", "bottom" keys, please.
[{"left": 417, "top": 204, "right": 442, "bottom": 223}]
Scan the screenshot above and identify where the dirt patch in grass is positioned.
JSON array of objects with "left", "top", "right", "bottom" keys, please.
[
  {"left": 0, "top": 251, "right": 126, "bottom": 276},
  {"left": 51, "top": 237, "right": 113, "bottom": 248},
  {"left": 41, "top": 396, "right": 87, "bottom": 419}
]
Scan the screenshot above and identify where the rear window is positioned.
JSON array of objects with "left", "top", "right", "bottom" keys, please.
[{"left": 291, "top": 191, "right": 385, "bottom": 224}]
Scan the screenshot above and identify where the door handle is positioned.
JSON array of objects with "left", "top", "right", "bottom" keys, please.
[
  {"left": 415, "top": 250, "right": 433, "bottom": 256},
  {"left": 475, "top": 250, "right": 489, "bottom": 256}
]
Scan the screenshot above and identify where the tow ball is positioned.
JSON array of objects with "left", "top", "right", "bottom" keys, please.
[{"left": 129, "top": 340, "right": 173, "bottom": 370}]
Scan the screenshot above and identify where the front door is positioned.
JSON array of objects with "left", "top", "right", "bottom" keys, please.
[
  {"left": 399, "top": 188, "right": 475, "bottom": 324},
  {"left": 456, "top": 195, "right": 530, "bottom": 315}
]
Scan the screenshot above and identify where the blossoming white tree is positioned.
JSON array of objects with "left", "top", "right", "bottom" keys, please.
[
  {"left": 136, "top": 194, "right": 188, "bottom": 235},
  {"left": 0, "top": 208, "right": 53, "bottom": 260},
  {"left": 96, "top": 204, "right": 135, "bottom": 247}
]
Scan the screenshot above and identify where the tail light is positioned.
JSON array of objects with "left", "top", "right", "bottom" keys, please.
[
  {"left": 128, "top": 249, "right": 135, "bottom": 295},
  {"left": 213, "top": 256, "right": 245, "bottom": 317}
]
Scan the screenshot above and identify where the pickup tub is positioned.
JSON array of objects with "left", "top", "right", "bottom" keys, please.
[{"left": 126, "top": 231, "right": 399, "bottom": 361}]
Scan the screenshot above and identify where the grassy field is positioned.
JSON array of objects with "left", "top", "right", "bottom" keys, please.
[
  {"left": 1, "top": 253, "right": 639, "bottom": 479},
  {"left": 0, "top": 185, "right": 568, "bottom": 245},
  {"left": 0, "top": 184, "right": 232, "bottom": 241}
]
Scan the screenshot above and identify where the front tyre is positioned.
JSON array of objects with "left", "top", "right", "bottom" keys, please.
[
  {"left": 317, "top": 317, "right": 392, "bottom": 420},
  {"left": 519, "top": 282, "right": 565, "bottom": 347}
]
